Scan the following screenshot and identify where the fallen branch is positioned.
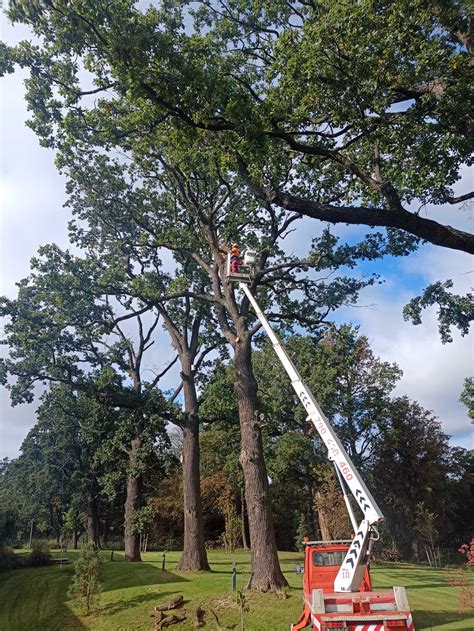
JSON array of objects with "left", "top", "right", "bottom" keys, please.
[
  {"left": 155, "top": 613, "right": 187, "bottom": 629},
  {"left": 154, "top": 595, "right": 184, "bottom": 611}
]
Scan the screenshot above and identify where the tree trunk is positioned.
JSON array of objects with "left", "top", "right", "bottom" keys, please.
[
  {"left": 234, "top": 339, "right": 287, "bottom": 590},
  {"left": 102, "top": 516, "right": 109, "bottom": 546},
  {"left": 315, "top": 488, "right": 332, "bottom": 541},
  {"left": 49, "top": 503, "right": 61, "bottom": 545},
  {"left": 86, "top": 488, "right": 100, "bottom": 546},
  {"left": 72, "top": 529, "right": 78, "bottom": 550},
  {"left": 411, "top": 539, "right": 420, "bottom": 564},
  {"left": 177, "top": 375, "right": 210, "bottom": 571},
  {"left": 124, "top": 436, "right": 142, "bottom": 562},
  {"left": 309, "top": 479, "right": 319, "bottom": 538},
  {"left": 241, "top": 487, "right": 249, "bottom": 550}
]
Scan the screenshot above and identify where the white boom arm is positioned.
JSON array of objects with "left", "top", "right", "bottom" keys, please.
[{"left": 240, "top": 283, "right": 384, "bottom": 592}]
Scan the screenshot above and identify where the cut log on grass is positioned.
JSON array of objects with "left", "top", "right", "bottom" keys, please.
[
  {"left": 154, "top": 595, "right": 184, "bottom": 611},
  {"left": 193, "top": 606, "right": 206, "bottom": 628},
  {"left": 153, "top": 612, "right": 164, "bottom": 623},
  {"left": 155, "top": 613, "right": 187, "bottom": 629}
]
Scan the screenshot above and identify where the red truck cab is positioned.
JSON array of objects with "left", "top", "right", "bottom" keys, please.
[
  {"left": 304, "top": 541, "right": 372, "bottom": 596},
  {"left": 292, "top": 540, "right": 415, "bottom": 631}
]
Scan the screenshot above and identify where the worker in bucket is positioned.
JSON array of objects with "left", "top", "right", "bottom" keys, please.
[{"left": 230, "top": 243, "right": 242, "bottom": 273}]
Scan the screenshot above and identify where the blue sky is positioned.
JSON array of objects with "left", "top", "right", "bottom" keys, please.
[{"left": 1, "top": 15, "right": 473, "bottom": 459}]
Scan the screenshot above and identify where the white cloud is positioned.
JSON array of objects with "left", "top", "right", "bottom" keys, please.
[
  {"left": 0, "top": 389, "right": 40, "bottom": 459},
  {"left": 0, "top": 68, "right": 70, "bottom": 298},
  {"left": 0, "top": 20, "right": 72, "bottom": 457},
  {"left": 401, "top": 246, "right": 473, "bottom": 292},
  {"left": 346, "top": 270, "right": 473, "bottom": 450}
]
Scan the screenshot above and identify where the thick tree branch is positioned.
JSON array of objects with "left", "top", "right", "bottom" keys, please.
[
  {"left": 445, "top": 191, "right": 474, "bottom": 205},
  {"left": 238, "top": 161, "right": 474, "bottom": 254}
]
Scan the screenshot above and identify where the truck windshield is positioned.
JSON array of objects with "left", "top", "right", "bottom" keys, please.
[{"left": 312, "top": 550, "right": 346, "bottom": 567}]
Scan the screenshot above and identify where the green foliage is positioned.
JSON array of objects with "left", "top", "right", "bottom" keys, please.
[
  {"left": 0, "top": 381, "right": 173, "bottom": 552},
  {"left": 255, "top": 324, "right": 402, "bottom": 467},
  {"left": 28, "top": 540, "right": 51, "bottom": 567},
  {"left": 372, "top": 397, "right": 472, "bottom": 558},
  {"left": 0, "top": 547, "right": 21, "bottom": 571},
  {"left": 294, "top": 514, "right": 310, "bottom": 553},
  {"left": 414, "top": 501, "right": 440, "bottom": 567},
  {"left": 68, "top": 543, "right": 103, "bottom": 615},
  {"left": 125, "top": 504, "right": 156, "bottom": 538},
  {"left": 0, "top": 506, "right": 17, "bottom": 547},
  {"left": 0, "top": 386, "right": 112, "bottom": 544},
  {"left": 221, "top": 504, "right": 241, "bottom": 554},
  {"left": 1, "top": 0, "right": 472, "bottom": 567},
  {"left": 459, "top": 377, "right": 474, "bottom": 420},
  {"left": 4, "top": 0, "right": 472, "bottom": 248},
  {"left": 198, "top": 327, "right": 472, "bottom": 554},
  {"left": 3, "top": 0, "right": 470, "bottom": 345},
  {"left": 235, "top": 589, "right": 250, "bottom": 631},
  {"left": 0, "top": 232, "right": 175, "bottom": 556},
  {"left": 313, "top": 469, "right": 351, "bottom": 540},
  {"left": 63, "top": 508, "right": 80, "bottom": 537},
  {"left": 198, "top": 423, "right": 244, "bottom": 548},
  {"left": 403, "top": 280, "right": 474, "bottom": 343}
]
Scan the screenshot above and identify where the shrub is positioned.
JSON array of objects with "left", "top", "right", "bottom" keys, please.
[
  {"left": 68, "top": 543, "right": 103, "bottom": 615},
  {"left": 373, "top": 540, "right": 403, "bottom": 563},
  {"left": 0, "top": 547, "right": 21, "bottom": 571},
  {"left": 445, "top": 539, "right": 474, "bottom": 614},
  {"left": 28, "top": 540, "right": 51, "bottom": 567}
]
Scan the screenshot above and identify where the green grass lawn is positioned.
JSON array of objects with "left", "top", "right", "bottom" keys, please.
[{"left": 0, "top": 549, "right": 472, "bottom": 630}]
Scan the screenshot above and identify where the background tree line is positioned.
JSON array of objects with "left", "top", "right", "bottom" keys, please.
[{"left": 1, "top": 325, "right": 472, "bottom": 567}]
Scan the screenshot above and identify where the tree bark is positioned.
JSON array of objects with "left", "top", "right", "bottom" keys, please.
[
  {"left": 177, "top": 375, "right": 210, "bottom": 571},
  {"left": 124, "top": 436, "right": 142, "bottom": 562},
  {"left": 308, "top": 479, "right": 319, "bottom": 538},
  {"left": 234, "top": 339, "right": 288, "bottom": 590},
  {"left": 411, "top": 539, "right": 420, "bottom": 564},
  {"left": 241, "top": 487, "right": 249, "bottom": 550},
  {"left": 86, "top": 487, "right": 100, "bottom": 546},
  {"left": 102, "top": 516, "right": 109, "bottom": 546},
  {"left": 315, "top": 488, "right": 332, "bottom": 541}
]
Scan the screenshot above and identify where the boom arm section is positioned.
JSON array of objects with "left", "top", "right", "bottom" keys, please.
[{"left": 240, "top": 283, "right": 384, "bottom": 592}]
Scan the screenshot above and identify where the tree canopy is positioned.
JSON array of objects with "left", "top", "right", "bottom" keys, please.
[{"left": 2, "top": 0, "right": 473, "bottom": 254}]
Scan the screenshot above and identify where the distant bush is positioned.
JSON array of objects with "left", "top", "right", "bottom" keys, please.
[
  {"left": 154, "top": 534, "right": 183, "bottom": 551},
  {"left": 105, "top": 539, "right": 124, "bottom": 551},
  {"left": 373, "top": 541, "right": 403, "bottom": 563},
  {"left": 0, "top": 547, "right": 21, "bottom": 571},
  {"left": 205, "top": 539, "right": 225, "bottom": 550},
  {"left": 27, "top": 540, "right": 52, "bottom": 567}
]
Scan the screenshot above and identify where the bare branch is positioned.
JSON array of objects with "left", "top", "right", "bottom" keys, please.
[{"left": 147, "top": 354, "right": 180, "bottom": 390}]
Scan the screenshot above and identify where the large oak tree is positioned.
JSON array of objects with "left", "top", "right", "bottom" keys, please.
[
  {"left": 64, "top": 144, "right": 397, "bottom": 588},
  {"left": 2, "top": 0, "right": 472, "bottom": 253}
]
